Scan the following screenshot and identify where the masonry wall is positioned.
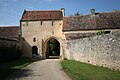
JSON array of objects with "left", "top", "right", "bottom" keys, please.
[
  {"left": 21, "top": 20, "right": 63, "bottom": 58},
  {"left": 0, "top": 39, "right": 19, "bottom": 48},
  {"left": 65, "top": 30, "right": 120, "bottom": 70}
]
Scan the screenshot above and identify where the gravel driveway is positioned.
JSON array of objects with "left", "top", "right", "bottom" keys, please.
[{"left": 6, "top": 59, "right": 71, "bottom": 80}]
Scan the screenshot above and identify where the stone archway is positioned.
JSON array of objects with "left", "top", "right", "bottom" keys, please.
[
  {"left": 32, "top": 46, "right": 38, "bottom": 57},
  {"left": 45, "top": 38, "right": 60, "bottom": 59}
]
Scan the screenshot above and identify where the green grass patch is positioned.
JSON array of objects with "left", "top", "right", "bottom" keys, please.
[
  {"left": 61, "top": 60, "right": 120, "bottom": 80},
  {"left": 0, "top": 57, "right": 33, "bottom": 79}
]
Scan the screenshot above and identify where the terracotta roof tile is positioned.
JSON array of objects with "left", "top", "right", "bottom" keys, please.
[
  {"left": 0, "top": 26, "right": 19, "bottom": 40},
  {"left": 21, "top": 10, "right": 63, "bottom": 21},
  {"left": 96, "top": 11, "right": 120, "bottom": 29},
  {"left": 63, "top": 11, "right": 120, "bottom": 31},
  {"left": 63, "top": 15, "right": 96, "bottom": 31}
]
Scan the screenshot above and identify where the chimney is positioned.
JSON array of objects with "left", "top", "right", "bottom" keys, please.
[
  {"left": 61, "top": 8, "right": 65, "bottom": 16},
  {"left": 91, "top": 9, "right": 95, "bottom": 15}
]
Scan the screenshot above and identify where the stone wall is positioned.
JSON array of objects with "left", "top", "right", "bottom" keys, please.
[
  {"left": 65, "top": 30, "right": 120, "bottom": 70},
  {"left": 0, "top": 39, "right": 19, "bottom": 48},
  {"left": 21, "top": 20, "right": 63, "bottom": 58}
]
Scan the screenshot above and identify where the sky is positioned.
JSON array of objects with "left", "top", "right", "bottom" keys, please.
[{"left": 0, "top": 0, "right": 120, "bottom": 26}]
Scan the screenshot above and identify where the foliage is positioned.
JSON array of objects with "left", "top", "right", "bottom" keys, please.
[
  {"left": 0, "top": 57, "right": 32, "bottom": 79},
  {"left": 74, "top": 11, "right": 82, "bottom": 16},
  {"left": 61, "top": 60, "right": 120, "bottom": 80},
  {"left": 0, "top": 47, "right": 22, "bottom": 62},
  {"left": 49, "top": 39, "right": 60, "bottom": 56},
  {"left": 63, "top": 57, "right": 68, "bottom": 60},
  {"left": 96, "top": 30, "right": 106, "bottom": 35},
  {"left": 70, "top": 11, "right": 83, "bottom": 16}
]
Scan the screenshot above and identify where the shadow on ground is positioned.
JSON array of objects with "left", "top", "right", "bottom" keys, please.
[{"left": 5, "top": 68, "right": 36, "bottom": 80}]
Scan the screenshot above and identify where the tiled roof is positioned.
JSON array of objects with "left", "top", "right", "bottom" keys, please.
[
  {"left": 63, "top": 16, "right": 96, "bottom": 31},
  {"left": 95, "top": 11, "right": 120, "bottom": 29},
  {"left": 0, "top": 26, "right": 19, "bottom": 40},
  {"left": 63, "top": 11, "right": 120, "bottom": 31},
  {"left": 65, "top": 33, "right": 96, "bottom": 40},
  {"left": 21, "top": 10, "right": 63, "bottom": 21}
]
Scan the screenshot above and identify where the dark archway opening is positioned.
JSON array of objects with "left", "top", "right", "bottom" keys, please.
[
  {"left": 46, "top": 38, "right": 60, "bottom": 59},
  {"left": 32, "top": 46, "right": 38, "bottom": 57}
]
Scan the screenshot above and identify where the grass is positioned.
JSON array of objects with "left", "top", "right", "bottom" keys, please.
[
  {"left": 0, "top": 57, "right": 33, "bottom": 79},
  {"left": 61, "top": 60, "right": 120, "bottom": 80}
]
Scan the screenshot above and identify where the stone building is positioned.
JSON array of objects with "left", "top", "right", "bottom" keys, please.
[
  {"left": 0, "top": 9, "right": 120, "bottom": 70},
  {"left": 20, "top": 9, "right": 64, "bottom": 59},
  {"left": 0, "top": 26, "right": 20, "bottom": 48}
]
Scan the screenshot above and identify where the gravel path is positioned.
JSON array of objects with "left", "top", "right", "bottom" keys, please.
[{"left": 6, "top": 59, "right": 71, "bottom": 80}]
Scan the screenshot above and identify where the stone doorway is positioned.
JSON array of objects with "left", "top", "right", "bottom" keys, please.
[
  {"left": 32, "top": 46, "right": 38, "bottom": 57},
  {"left": 46, "top": 38, "right": 60, "bottom": 59}
]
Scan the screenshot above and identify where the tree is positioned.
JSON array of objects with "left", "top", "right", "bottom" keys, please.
[
  {"left": 74, "top": 11, "right": 79, "bottom": 16},
  {"left": 49, "top": 39, "right": 60, "bottom": 56},
  {"left": 70, "top": 11, "right": 83, "bottom": 16}
]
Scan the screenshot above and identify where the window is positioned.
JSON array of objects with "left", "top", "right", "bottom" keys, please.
[
  {"left": 41, "top": 21, "right": 42, "bottom": 25},
  {"left": 33, "top": 38, "right": 36, "bottom": 42},
  {"left": 52, "top": 21, "right": 54, "bottom": 26}
]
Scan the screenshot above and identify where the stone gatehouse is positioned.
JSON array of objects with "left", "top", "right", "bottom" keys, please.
[
  {"left": 20, "top": 9, "right": 64, "bottom": 59},
  {"left": 0, "top": 9, "right": 120, "bottom": 70}
]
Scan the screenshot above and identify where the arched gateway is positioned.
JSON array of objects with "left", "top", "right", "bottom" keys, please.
[
  {"left": 43, "top": 36, "right": 62, "bottom": 59},
  {"left": 44, "top": 37, "right": 60, "bottom": 59}
]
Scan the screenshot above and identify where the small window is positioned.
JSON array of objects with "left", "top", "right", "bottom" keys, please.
[
  {"left": 41, "top": 21, "right": 42, "bottom": 25},
  {"left": 52, "top": 21, "right": 54, "bottom": 26},
  {"left": 33, "top": 38, "right": 36, "bottom": 42}
]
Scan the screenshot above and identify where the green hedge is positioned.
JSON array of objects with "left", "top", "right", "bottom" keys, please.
[{"left": 0, "top": 47, "right": 22, "bottom": 62}]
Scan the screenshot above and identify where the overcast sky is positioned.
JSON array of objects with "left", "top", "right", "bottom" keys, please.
[{"left": 0, "top": 0, "right": 120, "bottom": 26}]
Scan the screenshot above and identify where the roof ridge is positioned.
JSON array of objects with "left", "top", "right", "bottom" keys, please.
[
  {"left": 0, "top": 26, "right": 19, "bottom": 28},
  {"left": 93, "top": 10, "right": 120, "bottom": 14},
  {"left": 26, "top": 10, "right": 62, "bottom": 12},
  {"left": 64, "top": 16, "right": 84, "bottom": 18},
  {"left": 21, "top": 9, "right": 63, "bottom": 21}
]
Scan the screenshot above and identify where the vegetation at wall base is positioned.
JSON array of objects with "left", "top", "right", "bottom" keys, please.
[
  {"left": 61, "top": 60, "right": 120, "bottom": 80},
  {"left": 0, "top": 57, "right": 33, "bottom": 79}
]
